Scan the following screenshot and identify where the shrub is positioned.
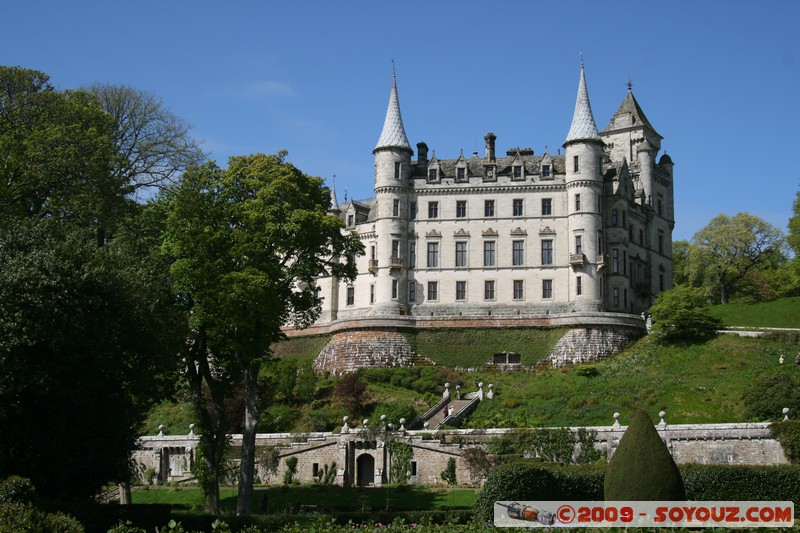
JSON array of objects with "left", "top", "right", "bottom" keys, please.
[
  {"left": 474, "top": 461, "right": 558, "bottom": 522},
  {"left": 441, "top": 457, "right": 457, "bottom": 486},
  {"left": 604, "top": 409, "right": 685, "bottom": 500},
  {"left": 333, "top": 373, "right": 368, "bottom": 414},
  {"left": 370, "top": 400, "right": 417, "bottom": 427},
  {"left": 649, "top": 285, "right": 722, "bottom": 341},
  {"left": 742, "top": 372, "right": 800, "bottom": 421},
  {"left": 462, "top": 447, "right": 493, "bottom": 484},
  {"left": 0, "top": 475, "right": 35, "bottom": 504},
  {"left": 771, "top": 420, "right": 800, "bottom": 463},
  {"left": 283, "top": 457, "right": 298, "bottom": 485}
]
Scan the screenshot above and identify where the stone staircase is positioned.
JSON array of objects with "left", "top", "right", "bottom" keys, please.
[{"left": 425, "top": 399, "right": 474, "bottom": 429}]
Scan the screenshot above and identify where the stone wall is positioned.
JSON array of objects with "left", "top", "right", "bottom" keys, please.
[
  {"left": 544, "top": 326, "right": 643, "bottom": 367},
  {"left": 134, "top": 421, "right": 789, "bottom": 485},
  {"left": 314, "top": 329, "right": 416, "bottom": 374}
]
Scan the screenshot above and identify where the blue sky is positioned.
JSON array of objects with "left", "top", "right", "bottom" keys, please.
[{"left": 3, "top": 0, "right": 799, "bottom": 241}]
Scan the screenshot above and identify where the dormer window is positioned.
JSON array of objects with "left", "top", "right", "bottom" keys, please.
[
  {"left": 513, "top": 165, "right": 522, "bottom": 179},
  {"left": 457, "top": 167, "right": 466, "bottom": 182},
  {"left": 541, "top": 165, "right": 551, "bottom": 177},
  {"left": 484, "top": 167, "right": 495, "bottom": 181},
  {"left": 428, "top": 168, "right": 438, "bottom": 182}
]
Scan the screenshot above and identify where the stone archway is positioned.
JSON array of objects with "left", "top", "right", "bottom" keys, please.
[{"left": 356, "top": 453, "right": 375, "bottom": 486}]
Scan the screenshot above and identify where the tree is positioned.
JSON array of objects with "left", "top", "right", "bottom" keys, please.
[
  {"left": 648, "top": 285, "right": 722, "bottom": 341},
  {"left": 333, "top": 373, "right": 369, "bottom": 415},
  {"left": 788, "top": 187, "right": 800, "bottom": 258},
  {"left": 604, "top": 410, "right": 685, "bottom": 501},
  {"left": 0, "top": 66, "right": 125, "bottom": 240},
  {"left": 0, "top": 218, "right": 179, "bottom": 500},
  {"left": 164, "top": 153, "right": 362, "bottom": 515},
  {"left": 742, "top": 373, "right": 800, "bottom": 422},
  {"left": 85, "top": 83, "right": 207, "bottom": 193},
  {"left": 690, "top": 213, "right": 785, "bottom": 304},
  {"left": 671, "top": 240, "right": 691, "bottom": 286}
]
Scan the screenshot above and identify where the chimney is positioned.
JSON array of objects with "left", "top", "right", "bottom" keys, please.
[
  {"left": 417, "top": 142, "right": 429, "bottom": 165},
  {"left": 484, "top": 132, "right": 496, "bottom": 162}
]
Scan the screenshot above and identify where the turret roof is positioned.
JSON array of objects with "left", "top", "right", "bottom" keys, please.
[
  {"left": 601, "top": 89, "right": 661, "bottom": 139},
  {"left": 564, "top": 63, "right": 601, "bottom": 145},
  {"left": 374, "top": 72, "right": 412, "bottom": 153}
]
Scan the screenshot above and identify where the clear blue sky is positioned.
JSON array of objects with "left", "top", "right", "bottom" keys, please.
[{"left": 3, "top": 0, "right": 799, "bottom": 241}]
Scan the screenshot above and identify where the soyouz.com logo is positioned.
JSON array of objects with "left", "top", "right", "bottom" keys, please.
[{"left": 493, "top": 501, "right": 794, "bottom": 528}]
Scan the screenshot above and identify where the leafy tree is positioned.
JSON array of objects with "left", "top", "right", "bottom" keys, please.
[
  {"left": 671, "top": 239, "right": 691, "bottom": 286},
  {"left": 163, "top": 153, "right": 362, "bottom": 515},
  {"left": 85, "top": 83, "right": 206, "bottom": 192},
  {"left": 461, "top": 447, "right": 493, "bottom": 484},
  {"left": 690, "top": 213, "right": 785, "bottom": 304},
  {"left": 604, "top": 409, "right": 685, "bottom": 501},
  {"left": 282, "top": 457, "right": 298, "bottom": 485},
  {"left": 441, "top": 457, "right": 457, "bottom": 486},
  {"left": 649, "top": 285, "right": 722, "bottom": 341},
  {"left": 0, "top": 66, "right": 125, "bottom": 240},
  {"left": 0, "top": 219, "right": 179, "bottom": 500},
  {"left": 789, "top": 187, "right": 800, "bottom": 258},
  {"left": 386, "top": 441, "right": 413, "bottom": 484}
]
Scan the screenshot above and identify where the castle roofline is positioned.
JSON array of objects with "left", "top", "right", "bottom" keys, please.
[
  {"left": 374, "top": 71, "right": 412, "bottom": 154},
  {"left": 601, "top": 89, "right": 662, "bottom": 139},
  {"left": 564, "top": 63, "right": 602, "bottom": 146}
]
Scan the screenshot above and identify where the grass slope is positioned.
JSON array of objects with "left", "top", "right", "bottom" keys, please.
[{"left": 709, "top": 296, "right": 800, "bottom": 329}]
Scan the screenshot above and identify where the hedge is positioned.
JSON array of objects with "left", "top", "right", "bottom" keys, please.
[{"left": 476, "top": 461, "right": 800, "bottom": 522}]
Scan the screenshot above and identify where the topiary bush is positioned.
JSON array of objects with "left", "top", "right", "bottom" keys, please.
[
  {"left": 604, "top": 409, "right": 685, "bottom": 500},
  {"left": 474, "top": 461, "right": 558, "bottom": 522}
]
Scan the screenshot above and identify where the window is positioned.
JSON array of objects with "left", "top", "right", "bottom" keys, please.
[
  {"left": 575, "top": 194, "right": 581, "bottom": 211},
  {"left": 409, "top": 282, "right": 416, "bottom": 301},
  {"left": 513, "top": 198, "right": 523, "bottom": 217},
  {"left": 657, "top": 194, "right": 664, "bottom": 216},
  {"left": 428, "top": 168, "right": 438, "bottom": 182},
  {"left": 347, "top": 214, "right": 354, "bottom": 227},
  {"left": 624, "top": 289, "right": 628, "bottom": 308},
  {"left": 573, "top": 155, "right": 580, "bottom": 172},
  {"left": 639, "top": 229, "right": 644, "bottom": 245},
  {"left": 410, "top": 201, "right": 417, "bottom": 219},
  {"left": 658, "top": 232, "right": 664, "bottom": 254},
  {"left": 542, "top": 279, "right": 553, "bottom": 299},
  {"left": 513, "top": 165, "right": 522, "bottom": 179},
  {"left": 613, "top": 287, "right": 620, "bottom": 306},
  {"left": 456, "top": 200, "right": 467, "bottom": 218},
  {"left": 623, "top": 251, "right": 627, "bottom": 275},
  {"left": 313, "top": 463, "right": 319, "bottom": 477},
  {"left": 409, "top": 242, "right": 416, "bottom": 268},
  {"left": 622, "top": 211, "right": 626, "bottom": 227},
  {"left": 457, "top": 167, "right": 466, "bottom": 182},
  {"left": 370, "top": 245, "right": 376, "bottom": 260},
  {"left": 484, "top": 280, "right": 495, "bottom": 300},
  {"left": 541, "top": 198, "right": 552, "bottom": 216},
  {"left": 541, "top": 239, "right": 553, "bottom": 265},
  {"left": 483, "top": 241, "right": 496, "bottom": 267},
  {"left": 455, "top": 241, "right": 468, "bottom": 267},
  {"left": 394, "top": 162, "right": 401, "bottom": 179},
  {"left": 391, "top": 240, "right": 400, "bottom": 260},
  {"left": 346, "top": 286, "right": 354, "bottom": 306},
  {"left": 391, "top": 279, "right": 398, "bottom": 299},
  {"left": 612, "top": 249, "right": 619, "bottom": 273},
  {"left": 541, "top": 164, "right": 551, "bottom": 177},
  {"left": 484, "top": 199, "right": 495, "bottom": 217},
  {"left": 456, "top": 281, "right": 466, "bottom": 301},
  {"left": 428, "top": 201, "right": 438, "bottom": 219},
  {"left": 410, "top": 461, "right": 417, "bottom": 476},
  {"left": 393, "top": 199, "right": 399, "bottom": 216},
  {"left": 513, "top": 280, "right": 524, "bottom": 300},
  {"left": 427, "top": 281, "right": 438, "bottom": 300},
  {"left": 659, "top": 273, "right": 665, "bottom": 292},
  {"left": 575, "top": 235, "right": 582, "bottom": 255},
  {"left": 427, "top": 242, "right": 439, "bottom": 268},
  {"left": 370, "top": 284, "right": 375, "bottom": 304},
  {"left": 576, "top": 276, "right": 582, "bottom": 295},
  {"left": 612, "top": 209, "right": 618, "bottom": 226},
  {"left": 512, "top": 240, "right": 524, "bottom": 266}
]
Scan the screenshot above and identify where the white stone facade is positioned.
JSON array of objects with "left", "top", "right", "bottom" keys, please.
[{"left": 314, "top": 66, "right": 674, "bottom": 326}]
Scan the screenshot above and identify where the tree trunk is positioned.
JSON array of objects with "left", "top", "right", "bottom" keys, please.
[
  {"left": 118, "top": 482, "right": 131, "bottom": 504},
  {"left": 237, "top": 363, "right": 261, "bottom": 516}
]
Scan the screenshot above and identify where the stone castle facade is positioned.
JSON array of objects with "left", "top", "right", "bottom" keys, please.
[{"left": 314, "top": 64, "right": 674, "bottom": 326}]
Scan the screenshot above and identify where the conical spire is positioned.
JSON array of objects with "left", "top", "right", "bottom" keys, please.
[
  {"left": 564, "top": 62, "right": 601, "bottom": 145},
  {"left": 329, "top": 177, "right": 339, "bottom": 210},
  {"left": 374, "top": 69, "right": 412, "bottom": 153},
  {"left": 601, "top": 88, "right": 661, "bottom": 139}
]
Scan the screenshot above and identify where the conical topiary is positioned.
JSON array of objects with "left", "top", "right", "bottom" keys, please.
[{"left": 604, "top": 409, "right": 685, "bottom": 501}]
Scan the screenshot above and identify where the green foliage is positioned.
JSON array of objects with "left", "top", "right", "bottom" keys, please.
[
  {"left": 386, "top": 441, "right": 414, "bottom": 485},
  {"left": 440, "top": 458, "right": 457, "bottom": 486},
  {"left": 788, "top": 187, "right": 800, "bottom": 257},
  {"left": 770, "top": 421, "right": 800, "bottom": 463},
  {"left": 681, "top": 464, "right": 800, "bottom": 516},
  {"left": 142, "top": 400, "right": 195, "bottom": 435},
  {"left": 283, "top": 457, "right": 298, "bottom": 485},
  {"left": 709, "top": 296, "right": 800, "bottom": 328},
  {"left": 649, "top": 285, "right": 722, "bottom": 340},
  {"left": 255, "top": 446, "right": 280, "bottom": 484},
  {"left": 314, "top": 462, "right": 337, "bottom": 485},
  {"left": 604, "top": 409, "right": 685, "bottom": 501},
  {"left": 0, "top": 477, "right": 84, "bottom": 532},
  {"left": 742, "top": 371, "right": 800, "bottom": 421},
  {"left": 371, "top": 400, "right": 417, "bottom": 427},
  {"left": 487, "top": 427, "right": 600, "bottom": 464},
  {"left": 690, "top": 212, "right": 786, "bottom": 304},
  {"left": 475, "top": 461, "right": 605, "bottom": 522}
]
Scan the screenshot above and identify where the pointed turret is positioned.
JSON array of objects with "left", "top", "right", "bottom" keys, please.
[
  {"left": 564, "top": 63, "right": 601, "bottom": 146},
  {"left": 329, "top": 180, "right": 339, "bottom": 211},
  {"left": 601, "top": 88, "right": 660, "bottom": 138},
  {"left": 374, "top": 72, "right": 412, "bottom": 154}
]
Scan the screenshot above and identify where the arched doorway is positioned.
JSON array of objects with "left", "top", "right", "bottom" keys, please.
[{"left": 356, "top": 453, "right": 375, "bottom": 486}]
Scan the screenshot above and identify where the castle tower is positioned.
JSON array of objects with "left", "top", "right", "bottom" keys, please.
[
  {"left": 563, "top": 62, "right": 605, "bottom": 312},
  {"left": 372, "top": 70, "right": 413, "bottom": 315}
]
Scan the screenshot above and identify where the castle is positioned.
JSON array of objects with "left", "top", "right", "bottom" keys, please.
[{"left": 298, "top": 64, "right": 674, "bottom": 373}]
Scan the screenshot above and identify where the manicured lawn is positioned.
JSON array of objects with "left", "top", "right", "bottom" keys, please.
[
  {"left": 132, "top": 485, "right": 477, "bottom": 514},
  {"left": 709, "top": 297, "right": 800, "bottom": 329}
]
